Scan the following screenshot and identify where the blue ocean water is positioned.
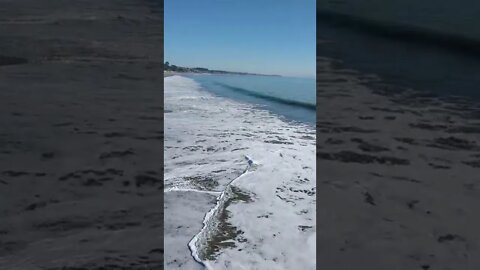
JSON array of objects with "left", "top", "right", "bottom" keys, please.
[{"left": 188, "top": 74, "right": 316, "bottom": 124}]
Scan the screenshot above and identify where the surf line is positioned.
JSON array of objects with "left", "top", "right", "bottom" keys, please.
[{"left": 187, "top": 155, "right": 256, "bottom": 269}]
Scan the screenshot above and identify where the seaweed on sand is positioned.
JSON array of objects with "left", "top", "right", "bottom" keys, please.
[
  {"left": 185, "top": 175, "right": 219, "bottom": 190},
  {"left": 200, "top": 186, "right": 252, "bottom": 261}
]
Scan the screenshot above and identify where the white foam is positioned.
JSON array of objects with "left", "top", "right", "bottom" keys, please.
[{"left": 164, "top": 75, "right": 316, "bottom": 270}]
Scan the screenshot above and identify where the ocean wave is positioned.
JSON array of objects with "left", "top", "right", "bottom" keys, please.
[{"left": 214, "top": 82, "right": 316, "bottom": 111}]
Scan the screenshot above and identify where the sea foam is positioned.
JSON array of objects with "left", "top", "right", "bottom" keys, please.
[{"left": 164, "top": 75, "right": 316, "bottom": 270}]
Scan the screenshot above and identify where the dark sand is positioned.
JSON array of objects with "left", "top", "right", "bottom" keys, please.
[
  {"left": 317, "top": 57, "right": 480, "bottom": 269},
  {"left": 0, "top": 0, "right": 163, "bottom": 269}
]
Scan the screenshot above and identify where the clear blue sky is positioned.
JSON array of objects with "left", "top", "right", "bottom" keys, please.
[{"left": 165, "top": 0, "right": 316, "bottom": 78}]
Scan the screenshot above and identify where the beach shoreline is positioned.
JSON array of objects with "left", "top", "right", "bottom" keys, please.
[{"left": 164, "top": 75, "right": 316, "bottom": 269}]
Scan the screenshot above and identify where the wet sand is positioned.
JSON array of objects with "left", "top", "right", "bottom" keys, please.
[
  {"left": 0, "top": 0, "right": 163, "bottom": 269},
  {"left": 317, "top": 56, "right": 480, "bottom": 269}
]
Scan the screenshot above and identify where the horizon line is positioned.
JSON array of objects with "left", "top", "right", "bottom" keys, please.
[{"left": 164, "top": 61, "right": 315, "bottom": 79}]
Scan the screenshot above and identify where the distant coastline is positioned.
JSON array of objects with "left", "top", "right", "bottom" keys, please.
[{"left": 164, "top": 62, "right": 281, "bottom": 77}]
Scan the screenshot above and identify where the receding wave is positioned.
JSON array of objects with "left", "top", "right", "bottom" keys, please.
[
  {"left": 214, "top": 82, "right": 316, "bottom": 111},
  {"left": 317, "top": 10, "right": 480, "bottom": 56}
]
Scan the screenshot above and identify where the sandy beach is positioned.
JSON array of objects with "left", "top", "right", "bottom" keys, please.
[
  {"left": 317, "top": 56, "right": 480, "bottom": 269},
  {"left": 0, "top": 0, "right": 163, "bottom": 269}
]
